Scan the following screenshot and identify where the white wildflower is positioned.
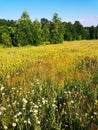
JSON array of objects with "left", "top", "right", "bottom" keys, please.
[
  {"left": 23, "top": 107, "right": 26, "bottom": 110},
  {"left": 8, "top": 104, "right": 11, "bottom": 107},
  {"left": 68, "top": 91, "right": 71, "bottom": 94},
  {"left": 0, "top": 111, "right": 2, "bottom": 115},
  {"left": 0, "top": 106, "right": 6, "bottom": 111},
  {"left": 93, "top": 112, "right": 97, "bottom": 115},
  {"left": 33, "top": 109, "right": 38, "bottom": 114},
  {"left": 0, "top": 86, "right": 4, "bottom": 91},
  {"left": 63, "top": 102, "right": 66, "bottom": 106},
  {"left": 4, "top": 125, "right": 8, "bottom": 129},
  {"left": 17, "top": 111, "right": 22, "bottom": 116},
  {"left": 23, "top": 98, "right": 28, "bottom": 104},
  {"left": 12, "top": 122, "right": 16, "bottom": 127},
  {"left": 32, "top": 90, "right": 34, "bottom": 94},
  {"left": 76, "top": 113, "right": 79, "bottom": 116},
  {"left": 37, "top": 120, "right": 40, "bottom": 125},
  {"left": 34, "top": 104, "right": 38, "bottom": 109},
  {"left": 15, "top": 119, "right": 19, "bottom": 122},
  {"left": 71, "top": 100, "right": 74, "bottom": 104},
  {"left": 30, "top": 109, "right": 33, "bottom": 113},
  {"left": 13, "top": 101, "right": 17, "bottom": 105},
  {"left": 52, "top": 103, "right": 56, "bottom": 108},
  {"left": 64, "top": 91, "right": 67, "bottom": 94},
  {"left": 24, "top": 120, "right": 27, "bottom": 124},
  {"left": 27, "top": 118, "right": 31, "bottom": 124}
]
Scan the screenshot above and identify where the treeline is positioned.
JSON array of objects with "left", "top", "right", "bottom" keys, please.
[{"left": 0, "top": 11, "right": 98, "bottom": 47}]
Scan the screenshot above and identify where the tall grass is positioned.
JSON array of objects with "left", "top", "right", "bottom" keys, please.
[{"left": 0, "top": 40, "right": 98, "bottom": 130}]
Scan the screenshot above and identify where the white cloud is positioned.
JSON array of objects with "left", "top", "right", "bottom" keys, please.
[
  {"left": 79, "top": 15, "right": 98, "bottom": 26},
  {"left": 79, "top": 19, "right": 86, "bottom": 23}
]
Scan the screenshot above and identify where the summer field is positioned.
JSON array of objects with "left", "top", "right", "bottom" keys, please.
[{"left": 0, "top": 40, "right": 98, "bottom": 130}]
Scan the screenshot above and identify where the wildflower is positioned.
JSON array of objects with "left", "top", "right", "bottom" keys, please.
[
  {"left": 23, "top": 98, "right": 28, "bottom": 104},
  {"left": 15, "top": 119, "right": 19, "bottom": 122},
  {"left": 36, "top": 79, "right": 40, "bottom": 85},
  {"left": 53, "top": 99, "right": 56, "bottom": 103},
  {"left": 75, "top": 85, "right": 77, "bottom": 88},
  {"left": 14, "top": 115, "right": 17, "bottom": 118},
  {"left": 30, "top": 82, "right": 34, "bottom": 86},
  {"left": 19, "top": 87, "right": 22, "bottom": 90},
  {"left": 71, "top": 100, "right": 74, "bottom": 104},
  {"left": 8, "top": 104, "right": 11, "bottom": 107},
  {"left": 12, "top": 122, "right": 16, "bottom": 127},
  {"left": 34, "top": 104, "right": 38, "bottom": 109},
  {"left": 4, "top": 125, "right": 8, "bottom": 129},
  {"left": 27, "top": 118, "right": 31, "bottom": 124},
  {"left": 0, "top": 86, "right": 4, "bottom": 91},
  {"left": 52, "top": 103, "right": 56, "bottom": 108},
  {"left": 12, "top": 87, "right": 16, "bottom": 90},
  {"left": 0, "top": 106, "right": 6, "bottom": 111},
  {"left": 16, "top": 90, "right": 19, "bottom": 93},
  {"left": 33, "top": 109, "right": 38, "bottom": 115},
  {"left": 76, "top": 113, "right": 79, "bottom": 116},
  {"left": 39, "top": 104, "right": 42, "bottom": 107},
  {"left": 42, "top": 99, "right": 46, "bottom": 104},
  {"left": 13, "top": 101, "right": 17, "bottom": 105},
  {"left": 30, "top": 109, "right": 33, "bottom": 113},
  {"left": 68, "top": 91, "right": 71, "bottom": 94},
  {"left": 42, "top": 98, "right": 48, "bottom": 104},
  {"left": 63, "top": 102, "right": 66, "bottom": 106},
  {"left": 64, "top": 91, "right": 67, "bottom": 94},
  {"left": 65, "top": 125, "right": 68, "bottom": 127},
  {"left": 32, "top": 90, "right": 34, "bottom": 94},
  {"left": 65, "top": 111, "right": 67, "bottom": 115},
  {"left": 37, "top": 120, "right": 40, "bottom": 125},
  {"left": 40, "top": 87, "right": 42, "bottom": 91},
  {"left": 0, "top": 111, "right": 2, "bottom": 115},
  {"left": 93, "top": 112, "right": 97, "bottom": 116},
  {"left": 14, "top": 112, "right": 22, "bottom": 118},
  {"left": 17, "top": 112, "right": 22, "bottom": 116},
  {"left": 24, "top": 120, "right": 27, "bottom": 124}
]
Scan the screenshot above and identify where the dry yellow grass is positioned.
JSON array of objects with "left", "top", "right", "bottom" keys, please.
[{"left": 0, "top": 40, "right": 98, "bottom": 89}]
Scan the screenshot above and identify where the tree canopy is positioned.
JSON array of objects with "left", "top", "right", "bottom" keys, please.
[{"left": 0, "top": 11, "right": 98, "bottom": 47}]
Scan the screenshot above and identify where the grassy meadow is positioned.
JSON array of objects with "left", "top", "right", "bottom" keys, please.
[{"left": 0, "top": 40, "right": 98, "bottom": 130}]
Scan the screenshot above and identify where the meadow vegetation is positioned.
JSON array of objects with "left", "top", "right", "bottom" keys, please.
[{"left": 0, "top": 40, "right": 98, "bottom": 130}]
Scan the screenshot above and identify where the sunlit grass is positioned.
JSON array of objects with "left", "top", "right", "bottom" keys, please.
[{"left": 0, "top": 40, "right": 98, "bottom": 130}]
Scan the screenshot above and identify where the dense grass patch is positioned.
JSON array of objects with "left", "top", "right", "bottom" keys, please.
[{"left": 0, "top": 40, "right": 98, "bottom": 130}]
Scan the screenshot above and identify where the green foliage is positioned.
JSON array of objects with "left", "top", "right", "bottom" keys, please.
[
  {"left": 32, "top": 19, "right": 42, "bottom": 45},
  {"left": 50, "top": 13, "right": 64, "bottom": 44},
  {"left": 42, "top": 24, "right": 50, "bottom": 43},
  {"left": 14, "top": 11, "right": 33, "bottom": 46},
  {"left": 1, "top": 32, "right": 12, "bottom": 47},
  {"left": 21, "top": 10, "right": 30, "bottom": 20},
  {"left": 0, "top": 11, "right": 98, "bottom": 46}
]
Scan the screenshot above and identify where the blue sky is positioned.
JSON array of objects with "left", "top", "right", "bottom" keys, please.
[{"left": 0, "top": 0, "right": 98, "bottom": 26}]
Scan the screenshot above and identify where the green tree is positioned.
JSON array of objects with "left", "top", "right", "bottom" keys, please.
[
  {"left": 89, "top": 26, "right": 96, "bottom": 39},
  {"left": 32, "top": 19, "right": 42, "bottom": 45},
  {"left": 14, "top": 11, "right": 33, "bottom": 46},
  {"left": 42, "top": 24, "right": 50, "bottom": 44},
  {"left": 63, "top": 22, "right": 76, "bottom": 41},
  {"left": 41, "top": 18, "right": 50, "bottom": 44},
  {"left": 41, "top": 18, "right": 49, "bottom": 27},
  {"left": 1, "top": 32, "right": 12, "bottom": 47},
  {"left": 74, "top": 21, "right": 84, "bottom": 40},
  {"left": 0, "top": 26, "right": 15, "bottom": 45},
  {"left": 50, "top": 13, "right": 64, "bottom": 44}
]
